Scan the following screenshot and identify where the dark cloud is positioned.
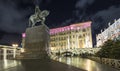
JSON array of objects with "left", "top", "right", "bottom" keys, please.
[
  {"left": 0, "top": 1, "right": 28, "bottom": 34},
  {"left": 0, "top": 0, "right": 31, "bottom": 45},
  {"left": 72, "top": 0, "right": 95, "bottom": 23},
  {"left": 94, "top": 6, "right": 120, "bottom": 20},
  {"left": 75, "top": 0, "right": 95, "bottom": 9},
  {"left": 34, "top": 0, "right": 52, "bottom": 7}
]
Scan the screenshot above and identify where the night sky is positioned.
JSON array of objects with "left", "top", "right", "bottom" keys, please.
[{"left": 0, "top": 0, "right": 120, "bottom": 46}]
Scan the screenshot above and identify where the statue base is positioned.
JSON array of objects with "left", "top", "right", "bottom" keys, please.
[{"left": 18, "top": 25, "right": 50, "bottom": 59}]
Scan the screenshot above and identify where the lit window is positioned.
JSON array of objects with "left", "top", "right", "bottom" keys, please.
[{"left": 83, "top": 29, "right": 86, "bottom": 32}]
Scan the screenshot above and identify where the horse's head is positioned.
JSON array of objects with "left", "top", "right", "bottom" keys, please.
[{"left": 39, "top": 10, "right": 50, "bottom": 18}]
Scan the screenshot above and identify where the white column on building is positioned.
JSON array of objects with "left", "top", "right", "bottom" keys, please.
[
  {"left": 57, "top": 34, "right": 59, "bottom": 51},
  {"left": 85, "top": 35, "right": 89, "bottom": 48},
  {"left": 76, "top": 34, "right": 79, "bottom": 48},
  {"left": 3, "top": 48, "right": 7, "bottom": 60},
  {"left": 75, "top": 35, "right": 77, "bottom": 48},
  {"left": 67, "top": 35, "right": 70, "bottom": 50},
  {"left": 13, "top": 49, "right": 16, "bottom": 58}
]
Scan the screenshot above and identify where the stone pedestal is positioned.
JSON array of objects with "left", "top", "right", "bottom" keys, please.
[{"left": 21, "top": 25, "right": 50, "bottom": 59}]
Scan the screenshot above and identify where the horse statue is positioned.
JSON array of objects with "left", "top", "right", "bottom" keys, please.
[{"left": 29, "top": 6, "right": 49, "bottom": 27}]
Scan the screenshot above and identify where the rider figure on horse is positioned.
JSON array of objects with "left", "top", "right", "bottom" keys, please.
[{"left": 29, "top": 5, "right": 49, "bottom": 27}]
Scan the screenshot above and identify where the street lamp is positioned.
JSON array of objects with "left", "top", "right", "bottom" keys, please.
[{"left": 12, "top": 44, "right": 18, "bottom": 47}]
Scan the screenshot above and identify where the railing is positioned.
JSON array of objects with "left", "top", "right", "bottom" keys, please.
[
  {"left": 51, "top": 48, "right": 101, "bottom": 56},
  {"left": 88, "top": 56, "right": 120, "bottom": 69}
]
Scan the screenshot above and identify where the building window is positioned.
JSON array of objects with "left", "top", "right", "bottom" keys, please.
[
  {"left": 73, "top": 35, "right": 75, "bottom": 38},
  {"left": 83, "top": 29, "right": 86, "bottom": 32},
  {"left": 79, "top": 35, "right": 82, "bottom": 38},
  {"left": 69, "top": 35, "right": 71, "bottom": 38},
  {"left": 83, "top": 34, "right": 85, "bottom": 36}
]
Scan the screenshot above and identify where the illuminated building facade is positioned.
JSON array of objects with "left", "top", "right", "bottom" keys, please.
[
  {"left": 0, "top": 45, "right": 20, "bottom": 60},
  {"left": 97, "top": 19, "right": 120, "bottom": 47},
  {"left": 50, "top": 21, "right": 93, "bottom": 52}
]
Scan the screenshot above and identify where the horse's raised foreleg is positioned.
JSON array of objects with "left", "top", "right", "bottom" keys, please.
[
  {"left": 32, "top": 21, "right": 36, "bottom": 27},
  {"left": 41, "top": 18, "right": 45, "bottom": 25}
]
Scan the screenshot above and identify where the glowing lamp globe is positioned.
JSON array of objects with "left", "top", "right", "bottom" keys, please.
[{"left": 22, "top": 33, "right": 26, "bottom": 38}]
